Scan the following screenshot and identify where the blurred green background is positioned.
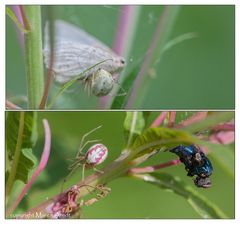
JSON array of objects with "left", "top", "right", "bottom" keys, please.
[
  {"left": 6, "top": 5, "right": 234, "bottom": 109},
  {"left": 11, "top": 111, "right": 234, "bottom": 218}
]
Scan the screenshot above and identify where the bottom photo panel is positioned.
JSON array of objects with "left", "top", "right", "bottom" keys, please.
[{"left": 5, "top": 111, "right": 234, "bottom": 219}]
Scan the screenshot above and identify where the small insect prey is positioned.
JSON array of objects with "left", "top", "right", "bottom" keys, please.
[
  {"left": 43, "top": 20, "right": 125, "bottom": 96},
  {"left": 169, "top": 145, "right": 213, "bottom": 188}
]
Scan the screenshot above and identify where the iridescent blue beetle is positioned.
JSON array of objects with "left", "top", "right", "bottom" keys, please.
[{"left": 169, "top": 145, "right": 213, "bottom": 188}]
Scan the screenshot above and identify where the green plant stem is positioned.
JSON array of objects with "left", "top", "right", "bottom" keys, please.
[
  {"left": 6, "top": 112, "right": 25, "bottom": 198},
  {"left": 19, "top": 135, "right": 194, "bottom": 217},
  {"left": 126, "top": 111, "right": 138, "bottom": 147},
  {"left": 130, "top": 6, "right": 180, "bottom": 108},
  {"left": 22, "top": 6, "right": 44, "bottom": 109}
]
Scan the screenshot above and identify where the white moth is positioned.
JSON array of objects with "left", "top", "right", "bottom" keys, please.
[{"left": 43, "top": 20, "right": 125, "bottom": 97}]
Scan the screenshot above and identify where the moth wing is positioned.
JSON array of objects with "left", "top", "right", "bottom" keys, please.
[
  {"left": 44, "top": 19, "right": 111, "bottom": 52},
  {"left": 43, "top": 42, "right": 109, "bottom": 84},
  {"left": 43, "top": 20, "right": 125, "bottom": 85},
  {"left": 53, "top": 74, "right": 73, "bottom": 84}
]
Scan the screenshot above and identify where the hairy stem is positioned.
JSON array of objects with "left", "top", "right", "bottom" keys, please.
[{"left": 22, "top": 6, "right": 44, "bottom": 109}]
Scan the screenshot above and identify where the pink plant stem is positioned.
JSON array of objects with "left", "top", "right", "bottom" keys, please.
[
  {"left": 167, "top": 111, "right": 176, "bottom": 127},
  {"left": 209, "top": 129, "right": 235, "bottom": 145},
  {"left": 11, "top": 5, "right": 24, "bottom": 46},
  {"left": 12, "top": 5, "right": 23, "bottom": 24},
  {"left": 112, "top": 5, "right": 135, "bottom": 55},
  {"left": 176, "top": 111, "right": 208, "bottom": 128},
  {"left": 39, "top": 48, "right": 55, "bottom": 109},
  {"left": 99, "top": 5, "right": 134, "bottom": 108},
  {"left": 6, "top": 100, "right": 22, "bottom": 110},
  {"left": 6, "top": 119, "right": 51, "bottom": 216},
  {"left": 128, "top": 158, "right": 181, "bottom": 174},
  {"left": 19, "top": 6, "right": 31, "bottom": 31},
  {"left": 208, "top": 121, "right": 235, "bottom": 145},
  {"left": 151, "top": 111, "right": 168, "bottom": 127},
  {"left": 39, "top": 19, "right": 55, "bottom": 109},
  {"left": 126, "top": 7, "right": 169, "bottom": 108},
  {"left": 211, "top": 123, "right": 235, "bottom": 132}
]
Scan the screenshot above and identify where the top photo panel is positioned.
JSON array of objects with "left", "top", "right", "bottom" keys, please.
[{"left": 6, "top": 5, "right": 235, "bottom": 110}]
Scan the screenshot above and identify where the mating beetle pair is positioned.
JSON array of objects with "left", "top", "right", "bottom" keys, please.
[{"left": 169, "top": 145, "right": 213, "bottom": 188}]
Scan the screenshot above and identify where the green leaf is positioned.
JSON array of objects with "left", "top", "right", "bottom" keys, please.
[
  {"left": 6, "top": 112, "right": 37, "bottom": 196},
  {"left": 6, "top": 7, "right": 29, "bottom": 33},
  {"left": 132, "top": 127, "right": 196, "bottom": 157},
  {"left": 6, "top": 112, "right": 36, "bottom": 158},
  {"left": 111, "top": 64, "right": 141, "bottom": 109},
  {"left": 20, "top": 148, "right": 38, "bottom": 182},
  {"left": 124, "top": 111, "right": 149, "bottom": 147},
  {"left": 134, "top": 172, "right": 228, "bottom": 218}
]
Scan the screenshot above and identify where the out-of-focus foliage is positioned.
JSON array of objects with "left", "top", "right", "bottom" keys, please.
[
  {"left": 6, "top": 111, "right": 234, "bottom": 218},
  {"left": 6, "top": 5, "right": 234, "bottom": 109}
]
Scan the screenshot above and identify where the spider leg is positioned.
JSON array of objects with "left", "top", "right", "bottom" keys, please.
[
  {"left": 68, "top": 157, "right": 84, "bottom": 170},
  {"left": 76, "top": 125, "right": 102, "bottom": 156},
  {"left": 93, "top": 167, "right": 104, "bottom": 174},
  {"left": 61, "top": 162, "right": 82, "bottom": 192},
  {"left": 77, "top": 139, "right": 102, "bottom": 157},
  {"left": 81, "top": 163, "right": 86, "bottom": 181}
]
